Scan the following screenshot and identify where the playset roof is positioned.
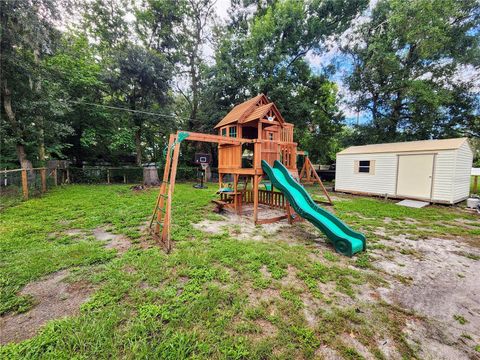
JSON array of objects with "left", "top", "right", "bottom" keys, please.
[{"left": 214, "top": 94, "right": 285, "bottom": 128}]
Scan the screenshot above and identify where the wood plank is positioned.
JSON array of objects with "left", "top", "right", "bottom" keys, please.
[
  {"left": 179, "top": 131, "right": 254, "bottom": 144},
  {"left": 256, "top": 215, "right": 288, "bottom": 225}
]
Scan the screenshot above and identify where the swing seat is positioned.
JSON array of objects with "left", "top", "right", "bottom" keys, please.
[{"left": 217, "top": 187, "right": 233, "bottom": 194}]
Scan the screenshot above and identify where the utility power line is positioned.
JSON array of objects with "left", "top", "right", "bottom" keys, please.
[{"left": 67, "top": 100, "right": 191, "bottom": 121}]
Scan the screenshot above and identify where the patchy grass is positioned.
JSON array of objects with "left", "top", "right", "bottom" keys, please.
[
  {"left": 306, "top": 185, "right": 480, "bottom": 243},
  {"left": 1, "top": 183, "right": 479, "bottom": 358}
]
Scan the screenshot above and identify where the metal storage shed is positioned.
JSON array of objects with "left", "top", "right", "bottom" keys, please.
[{"left": 335, "top": 138, "right": 473, "bottom": 204}]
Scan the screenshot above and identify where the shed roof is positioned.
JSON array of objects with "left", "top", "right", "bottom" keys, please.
[
  {"left": 214, "top": 94, "right": 267, "bottom": 129},
  {"left": 338, "top": 138, "right": 468, "bottom": 155}
]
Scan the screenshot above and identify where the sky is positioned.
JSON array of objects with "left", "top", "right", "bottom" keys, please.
[
  {"left": 211, "top": 0, "right": 371, "bottom": 124},
  {"left": 213, "top": 0, "right": 479, "bottom": 126}
]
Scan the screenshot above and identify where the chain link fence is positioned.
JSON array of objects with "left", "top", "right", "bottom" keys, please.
[{"left": 1, "top": 165, "right": 219, "bottom": 210}]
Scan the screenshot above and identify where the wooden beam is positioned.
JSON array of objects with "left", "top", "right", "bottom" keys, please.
[
  {"left": 162, "top": 136, "right": 181, "bottom": 252},
  {"left": 256, "top": 215, "right": 288, "bottom": 225},
  {"left": 153, "top": 134, "right": 175, "bottom": 234},
  {"left": 178, "top": 131, "right": 253, "bottom": 145}
]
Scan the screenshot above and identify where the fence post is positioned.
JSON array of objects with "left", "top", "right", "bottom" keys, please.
[
  {"left": 21, "top": 169, "right": 29, "bottom": 200},
  {"left": 40, "top": 168, "right": 47, "bottom": 193},
  {"left": 107, "top": 169, "right": 110, "bottom": 184},
  {"left": 474, "top": 175, "right": 478, "bottom": 194},
  {"left": 66, "top": 168, "right": 70, "bottom": 183},
  {"left": 53, "top": 168, "right": 58, "bottom": 186},
  {"left": 123, "top": 173, "right": 126, "bottom": 184}
]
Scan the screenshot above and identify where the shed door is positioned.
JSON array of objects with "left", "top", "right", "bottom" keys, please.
[{"left": 396, "top": 154, "right": 435, "bottom": 199}]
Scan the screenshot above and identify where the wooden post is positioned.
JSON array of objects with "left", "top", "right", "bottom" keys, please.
[
  {"left": 107, "top": 169, "right": 110, "bottom": 184},
  {"left": 286, "top": 201, "right": 293, "bottom": 224},
  {"left": 53, "top": 168, "right": 58, "bottom": 186},
  {"left": 40, "top": 168, "right": 47, "bottom": 193},
  {"left": 233, "top": 174, "right": 239, "bottom": 214},
  {"left": 270, "top": 183, "right": 274, "bottom": 208},
  {"left": 474, "top": 175, "right": 478, "bottom": 194},
  {"left": 162, "top": 137, "right": 181, "bottom": 252},
  {"left": 123, "top": 173, "right": 126, "bottom": 184},
  {"left": 66, "top": 168, "right": 70, "bottom": 183},
  {"left": 253, "top": 175, "right": 261, "bottom": 224},
  {"left": 21, "top": 169, "right": 28, "bottom": 200},
  {"left": 153, "top": 134, "right": 175, "bottom": 234}
]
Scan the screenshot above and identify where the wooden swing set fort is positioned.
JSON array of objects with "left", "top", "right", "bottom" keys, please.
[{"left": 150, "top": 94, "right": 331, "bottom": 251}]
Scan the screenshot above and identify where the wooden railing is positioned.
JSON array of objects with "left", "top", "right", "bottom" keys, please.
[
  {"left": 279, "top": 143, "right": 297, "bottom": 169},
  {"left": 219, "top": 189, "right": 286, "bottom": 209},
  {"left": 280, "top": 124, "right": 294, "bottom": 143}
]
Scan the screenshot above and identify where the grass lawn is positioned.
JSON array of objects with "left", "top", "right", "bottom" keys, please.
[{"left": 1, "top": 184, "right": 480, "bottom": 359}]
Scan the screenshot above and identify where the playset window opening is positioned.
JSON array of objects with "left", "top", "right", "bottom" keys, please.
[{"left": 229, "top": 126, "right": 237, "bottom": 137}]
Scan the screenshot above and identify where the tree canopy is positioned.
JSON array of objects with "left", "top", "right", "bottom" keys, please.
[{"left": 1, "top": 0, "right": 479, "bottom": 169}]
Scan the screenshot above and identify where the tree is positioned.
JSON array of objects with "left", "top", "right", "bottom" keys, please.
[
  {"left": 204, "top": 0, "right": 367, "bottom": 162},
  {"left": 343, "top": 0, "right": 480, "bottom": 143},
  {"left": 46, "top": 34, "right": 110, "bottom": 166},
  {"left": 176, "top": 0, "right": 216, "bottom": 131},
  {"left": 105, "top": 45, "right": 174, "bottom": 165},
  {"left": 0, "top": 0, "right": 69, "bottom": 168},
  {"left": 80, "top": 0, "right": 178, "bottom": 166}
]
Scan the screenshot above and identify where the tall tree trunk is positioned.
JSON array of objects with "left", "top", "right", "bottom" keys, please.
[
  {"left": 389, "top": 90, "right": 403, "bottom": 139},
  {"left": 33, "top": 48, "right": 46, "bottom": 165},
  {"left": 135, "top": 127, "right": 142, "bottom": 166},
  {"left": 38, "top": 124, "right": 46, "bottom": 163},
  {"left": 188, "top": 53, "right": 198, "bottom": 130},
  {"left": 2, "top": 81, "right": 31, "bottom": 169},
  {"left": 16, "top": 143, "right": 32, "bottom": 170}
]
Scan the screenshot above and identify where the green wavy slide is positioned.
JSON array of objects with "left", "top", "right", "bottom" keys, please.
[{"left": 261, "top": 160, "right": 366, "bottom": 257}]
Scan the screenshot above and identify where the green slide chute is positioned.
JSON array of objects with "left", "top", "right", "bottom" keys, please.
[{"left": 261, "top": 160, "right": 366, "bottom": 257}]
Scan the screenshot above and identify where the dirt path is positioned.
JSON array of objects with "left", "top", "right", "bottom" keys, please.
[{"left": 373, "top": 235, "right": 480, "bottom": 359}]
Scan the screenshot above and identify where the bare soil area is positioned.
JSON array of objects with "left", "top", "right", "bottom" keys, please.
[
  {"left": 0, "top": 270, "right": 93, "bottom": 344},
  {"left": 372, "top": 235, "right": 480, "bottom": 359},
  {"left": 194, "top": 210, "right": 480, "bottom": 359}
]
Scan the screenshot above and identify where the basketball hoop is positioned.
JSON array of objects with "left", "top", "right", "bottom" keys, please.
[{"left": 193, "top": 153, "right": 211, "bottom": 189}]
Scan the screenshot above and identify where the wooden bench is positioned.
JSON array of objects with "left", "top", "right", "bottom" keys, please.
[{"left": 212, "top": 200, "right": 228, "bottom": 213}]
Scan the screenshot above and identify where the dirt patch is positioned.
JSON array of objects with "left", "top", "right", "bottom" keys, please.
[
  {"left": 301, "top": 294, "right": 320, "bottom": 327},
  {"left": 93, "top": 227, "right": 131, "bottom": 253},
  {"left": 247, "top": 287, "right": 280, "bottom": 307},
  {"left": 374, "top": 235, "right": 480, "bottom": 359},
  {"left": 254, "top": 319, "right": 277, "bottom": 338},
  {"left": 193, "top": 205, "right": 289, "bottom": 242},
  {"left": 341, "top": 333, "right": 375, "bottom": 359},
  {"left": 315, "top": 346, "right": 343, "bottom": 360},
  {"left": 64, "top": 229, "right": 83, "bottom": 236},
  {"left": 0, "top": 270, "right": 93, "bottom": 344}
]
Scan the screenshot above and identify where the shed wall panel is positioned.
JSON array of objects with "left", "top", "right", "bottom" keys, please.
[
  {"left": 453, "top": 142, "right": 473, "bottom": 203},
  {"left": 335, "top": 153, "right": 397, "bottom": 195},
  {"left": 431, "top": 151, "right": 455, "bottom": 203}
]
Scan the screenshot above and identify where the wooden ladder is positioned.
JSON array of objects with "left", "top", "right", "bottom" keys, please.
[{"left": 149, "top": 133, "right": 181, "bottom": 252}]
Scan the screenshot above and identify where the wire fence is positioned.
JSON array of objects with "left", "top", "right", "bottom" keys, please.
[
  {"left": 0, "top": 165, "right": 218, "bottom": 210},
  {"left": 0, "top": 168, "right": 60, "bottom": 210}
]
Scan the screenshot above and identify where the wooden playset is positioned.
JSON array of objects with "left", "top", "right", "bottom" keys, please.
[{"left": 150, "top": 94, "right": 332, "bottom": 251}]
